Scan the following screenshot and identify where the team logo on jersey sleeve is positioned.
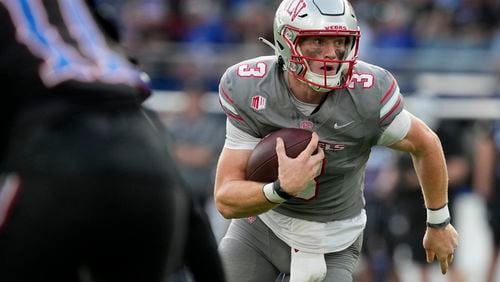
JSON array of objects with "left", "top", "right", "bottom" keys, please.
[{"left": 251, "top": 95, "right": 266, "bottom": 111}]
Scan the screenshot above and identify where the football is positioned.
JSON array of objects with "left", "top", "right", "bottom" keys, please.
[{"left": 246, "top": 128, "right": 313, "bottom": 182}]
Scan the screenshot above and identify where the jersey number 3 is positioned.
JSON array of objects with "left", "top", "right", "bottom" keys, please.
[
  {"left": 237, "top": 62, "right": 268, "bottom": 78},
  {"left": 348, "top": 73, "right": 374, "bottom": 89}
]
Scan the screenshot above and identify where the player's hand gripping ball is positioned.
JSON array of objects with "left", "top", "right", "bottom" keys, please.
[{"left": 246, "top": 128, "right": 314, "bottom": 182}]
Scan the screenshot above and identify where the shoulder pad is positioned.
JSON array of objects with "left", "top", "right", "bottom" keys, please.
[
  {"left": 348, "top": 61, "right": 405, "bottom": 127},
  {"left": 218, "top": 56, "right": 278, "bottom": 136}
]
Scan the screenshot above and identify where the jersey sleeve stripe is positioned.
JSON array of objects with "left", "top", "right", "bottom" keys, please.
[
  {"left": 219, "top": 85, "right": 234, "bottom": 104},
  {"left": 219, "top": 84, "right": 241, "bottom": 116},
  {"left": 380, "top": 85, "right": 401, "bottom": 118},
  {"left": 380, "top": 96, "right": 402, "bottom": 124},
  {"left": 219, "top": 94, "right": 238, "bottom": 116},
  {"left": 380, "top": 79, "right": 396, "bottom": 104},
  {"left": 218, "top": 100, "right": 244, "bottom": 122},
  {"left": 219, "top": 84, "right": 245, "bottom": 122}
]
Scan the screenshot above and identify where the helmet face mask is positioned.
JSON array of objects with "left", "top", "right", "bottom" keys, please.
[{"left": 274, "top": 0, "right": 360, "bottom": 92}]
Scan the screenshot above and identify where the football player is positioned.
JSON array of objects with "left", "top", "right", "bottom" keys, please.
[
  {"left": 0, "top": 1, "right": 224, "bottom": 281},
  {"left": 214, "top": 0, "right": 458, "bottom": 281}
]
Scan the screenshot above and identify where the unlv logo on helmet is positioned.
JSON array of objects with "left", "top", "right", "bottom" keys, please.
[{"left": 285, "top": 0, "right": 307, "bottom": 21}]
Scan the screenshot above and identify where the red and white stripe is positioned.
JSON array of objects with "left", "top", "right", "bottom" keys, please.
[
  {"left": 219, "top": 85, "right": 243, "bottom": 122},
  {"left": 380, "top": 80, "right": 402, "bottom": 122}
]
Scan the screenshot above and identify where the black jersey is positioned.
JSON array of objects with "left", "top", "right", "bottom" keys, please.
[
  {"left": 0, "top": 2, "right": 226, "bottom": 281},
  {"left": 0, "top": 0, "right": 150, "bottom": 165}
]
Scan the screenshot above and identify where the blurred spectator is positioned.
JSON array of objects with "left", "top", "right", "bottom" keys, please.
[
  {"left": 388, "top": 154, "right": 427, "bottom": 282},
  {"left": 430, "top": 119, "right": 479, "bottom": 280},
  {"left": 164, "top": 84, "right": 229, "bottom": 244},
  {"left": 371, "top": 1, "right": 416, "bottom": 49},
  {"left": 452, "top": 0, "right": 499, "bottom": 46},
  {"left": 181, "top": 0, "right": 237, "bottom": 44},
  {"left": 107, "top": 0, "right": 499, "bottom": 88},
  {"left": 412, "top": 3, "right": 455, "bottom": 47},
  {"left": 166, "top": 84, "right": 226, "bottom": 207},
  {"left": 356, "top": 148, "right": 400, "bottom": 282},
  {"left": 436, "top": 119, "right": 476, "bottom": 203},
  {"left": 359, "top": 119, "right": 476, "bottom": 282},
  {"left": 179, "top": 0, "right": 239, "bottom": 91},
  {"left": 492, "top": 25, "right": 500, "bottom": 93},
  {"left": 120, "top": 0, "right": 171, "bottom": 50},
  {"left": 230, "top": 2, "right": 274, "bottom": 44},
  {"left": 474, "top": 121, "right": 500, "bottom": 282}
]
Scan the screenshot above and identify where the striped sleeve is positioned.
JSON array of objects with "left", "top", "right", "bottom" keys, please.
[
  {"left": 379, "top": 78, "right": 404, "bottom": 127},
  {"left": 219, "top": 84, "right": 244, "bottom": 123},
  {"left": 218, "top": 70, "right": 245, "bottom": 124}
]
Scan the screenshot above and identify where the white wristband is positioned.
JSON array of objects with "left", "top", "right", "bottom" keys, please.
[
  {"left": 262, "top": 183, "right": 286, "bottom": 204},
  {"left": 426, "top": 204, "right": 450, "bottom": 225}
]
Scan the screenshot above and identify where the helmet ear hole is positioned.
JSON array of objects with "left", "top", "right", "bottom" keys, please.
[{"left": 277, "top": 41, "right": 284, "bottom": 51}]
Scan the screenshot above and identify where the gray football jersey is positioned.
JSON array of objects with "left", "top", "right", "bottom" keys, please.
[{"left": 219, "top": 56, "right": 404, "bottom": 222}]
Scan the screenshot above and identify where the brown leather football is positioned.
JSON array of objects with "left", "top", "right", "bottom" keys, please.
[{"left": 245, "top": 128, "right": 313, "bottom": 182}]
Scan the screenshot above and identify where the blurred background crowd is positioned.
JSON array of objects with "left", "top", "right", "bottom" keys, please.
[
  {"left": 95, "top": 0, "right": 499, "bottom": 281},
  {"left": 96, "top": 0, "right": 499, "bottom": 93}
]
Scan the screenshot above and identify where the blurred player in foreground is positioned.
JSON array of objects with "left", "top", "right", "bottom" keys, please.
[
  {"left": 214, "top": 0, "right": 458, "bottom": 281},
  {"left": 0, "top": 0, "right": 224, "bottom": 281}
]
